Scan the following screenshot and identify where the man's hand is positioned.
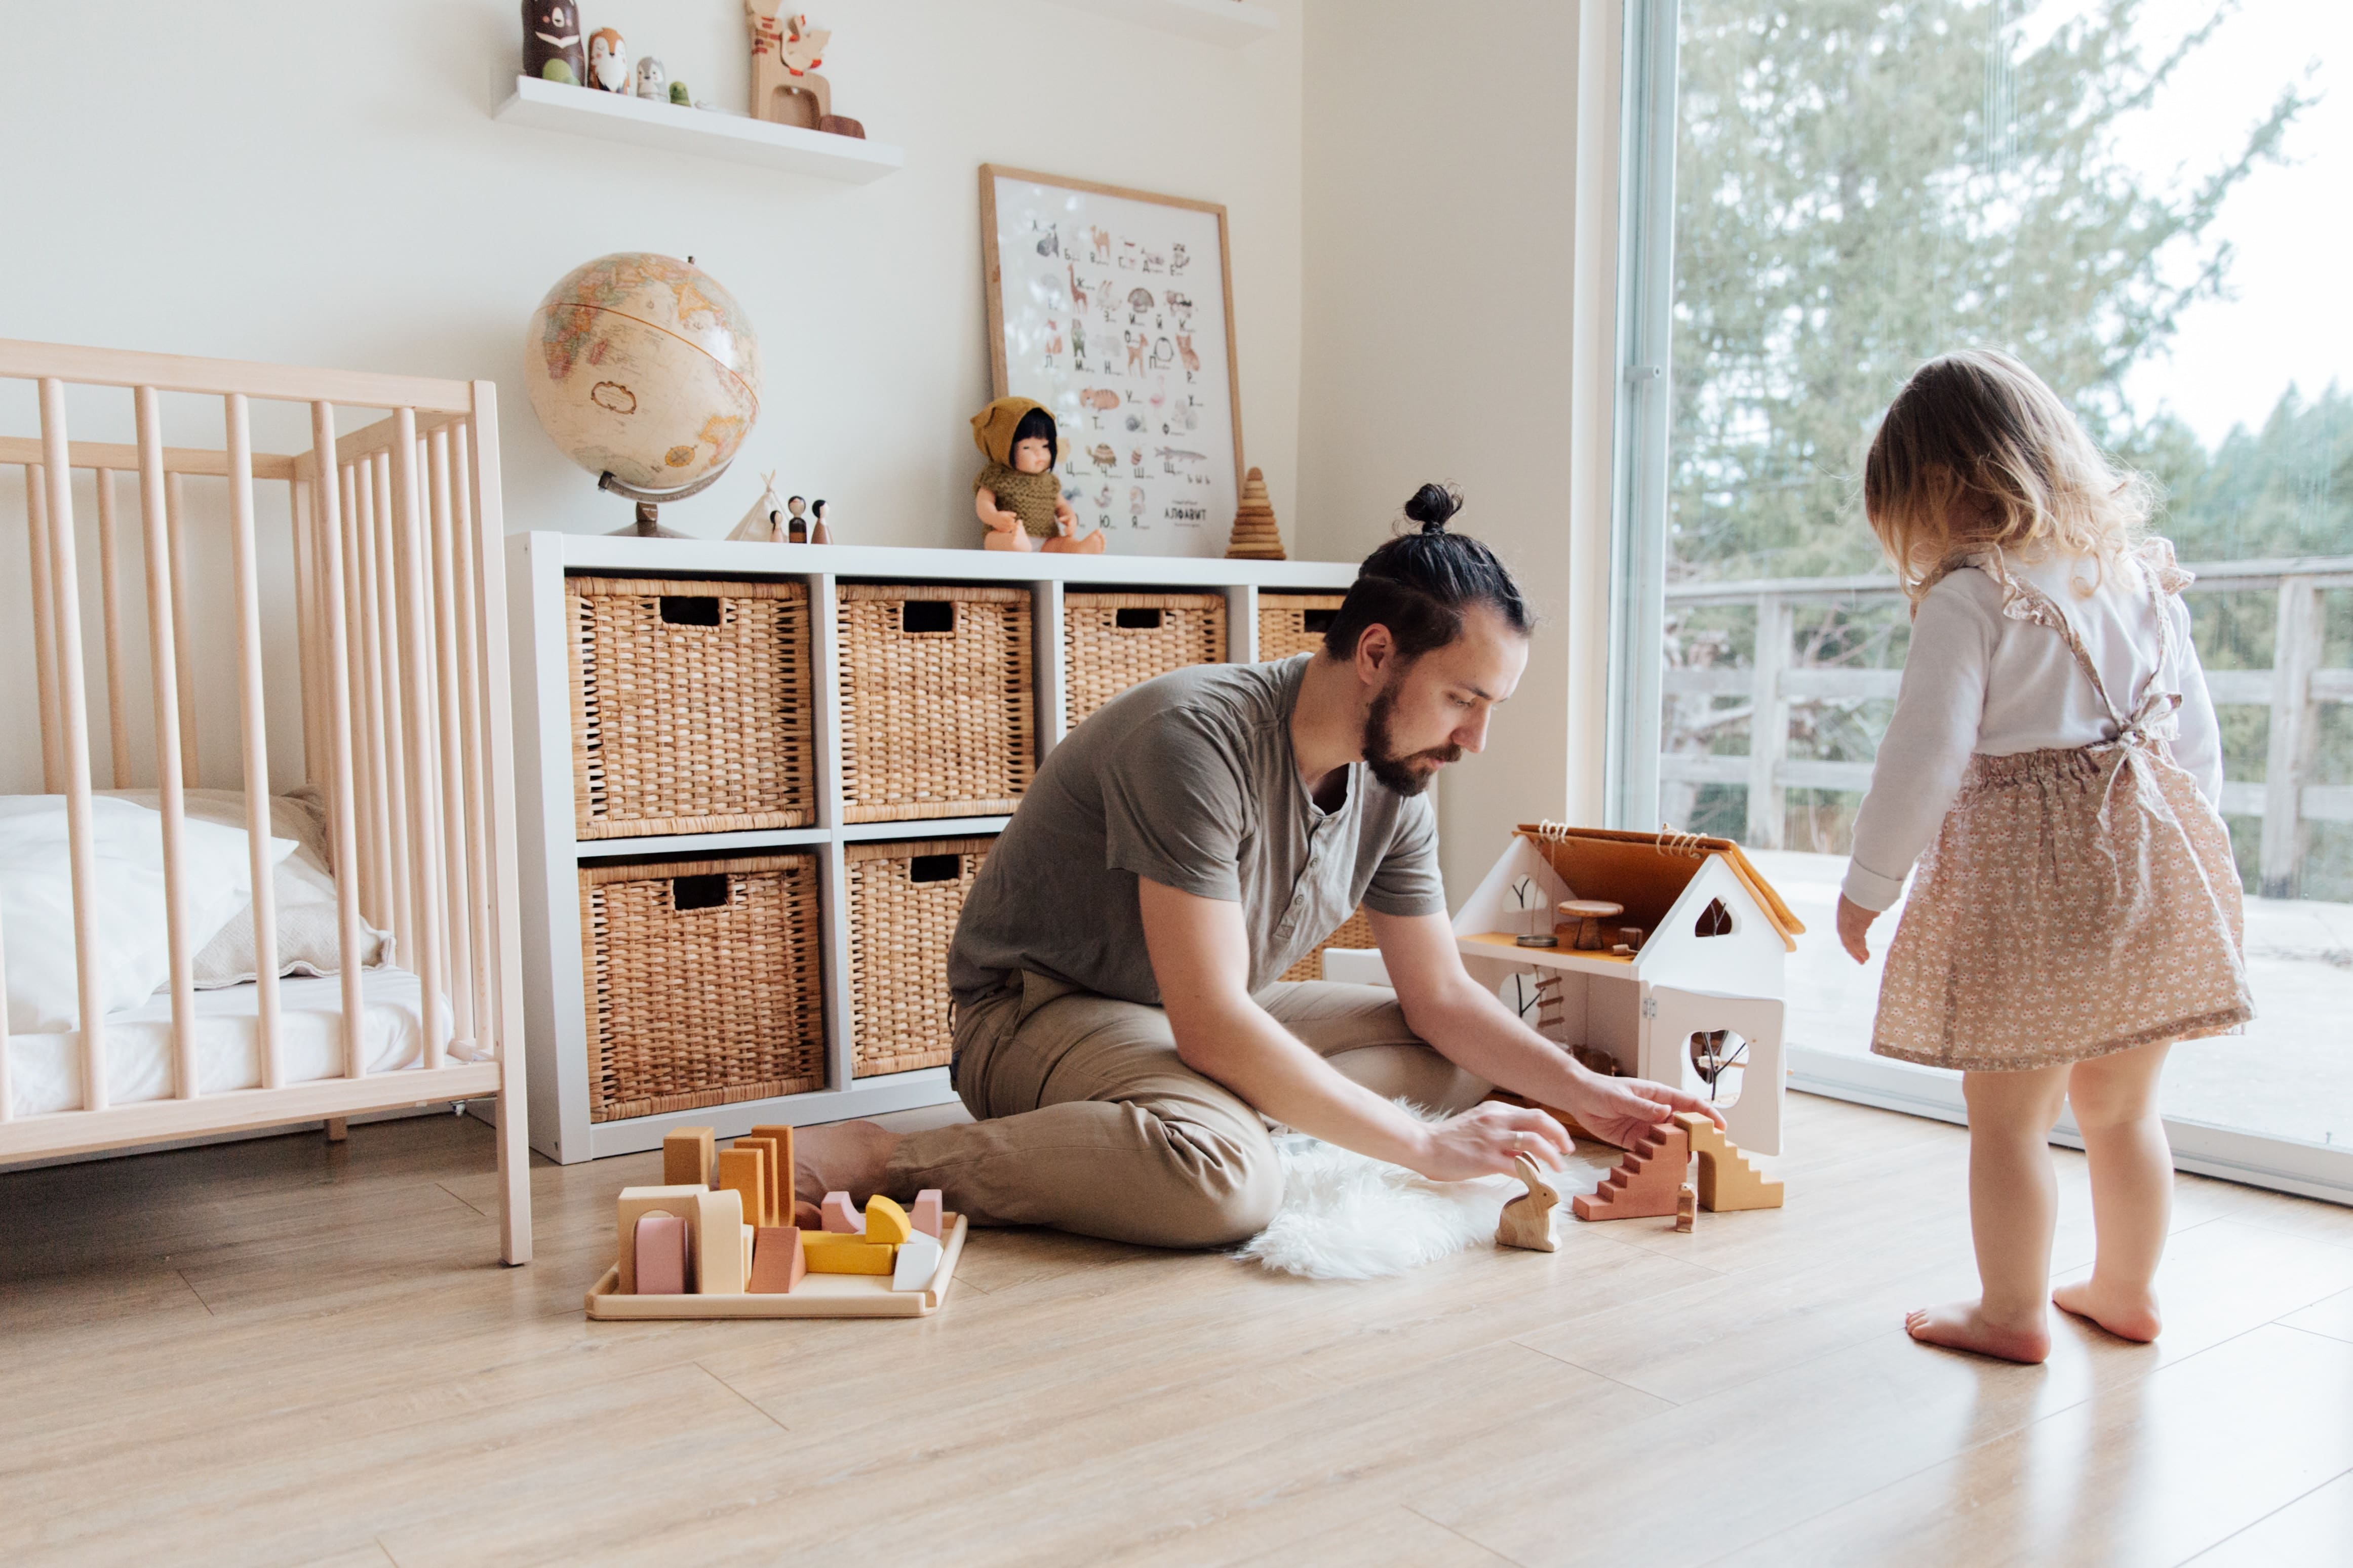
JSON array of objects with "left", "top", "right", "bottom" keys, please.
[
  {"left": 1409, "top": 1101, "right": 1575, "bottom": 1181},
  {"left": 1836, "top": 894, "right": 1878, "bottom": 962},
  {"left": 1560, "top": 1069, "right": 1722, "bottom": 1151}
]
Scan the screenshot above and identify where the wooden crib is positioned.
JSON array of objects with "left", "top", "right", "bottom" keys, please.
[{"left": 0, "top": 338, "right": 530, "bottom": 1265}]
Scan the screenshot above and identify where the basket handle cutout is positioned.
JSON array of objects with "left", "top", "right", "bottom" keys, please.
[
  {"left": 1114, "top": 607, "right": 1164, "bottom": 630},
  {"left": 671, "top": 873, "right": 733, "bottom": 911},
  {"left": 908, "top": 853, "right": 962, "bottom": 884},
  {"left": 659, "top": 595, "right": 723, "bottom": 627},
  {"left": 900, "top": 600, "right": 956, "bottom": 634},
  {"left": 1300, "top": 608, "right": 1337, "bottom": 634}
]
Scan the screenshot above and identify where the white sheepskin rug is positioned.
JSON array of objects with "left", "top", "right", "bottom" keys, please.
[{"left": 1234, "top": 1107, "right": 1619, "bottom": 1281}]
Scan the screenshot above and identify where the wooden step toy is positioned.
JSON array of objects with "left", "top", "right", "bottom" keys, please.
[
  {"left": 1676, "top": 1112, "right": 1784, "bottom": 1211},
  {"left": 911, "top": 1189, "right": 944, "bottom": 1239},
  {"left": 662, "top": 1126, "right": 717, "bottom": 1188},
  {"left": 1572, "top": 1119, "right": 1690, "bottom": 1221},
  {"left": 820, "top": 1191, "right": 861, "bottom": 1233},
  {"left": 1495, "top": 1153, "right": 1559, "bottom": 1252},
  {"left": 748, "top": 1227, "right": 807, "bottom": 1294}
]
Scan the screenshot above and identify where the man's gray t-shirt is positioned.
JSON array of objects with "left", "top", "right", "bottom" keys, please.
[{"left": 948, "top": 654, "right": 1447, "bottom": 1008}]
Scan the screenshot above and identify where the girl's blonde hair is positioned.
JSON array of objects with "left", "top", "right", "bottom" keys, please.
[{"left": 1863, "top": 349, "right": 2153, "bottom": 601}]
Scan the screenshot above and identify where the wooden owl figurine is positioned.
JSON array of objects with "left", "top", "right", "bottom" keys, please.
[
  {"left": 586, "top": 27, "right": 631, "bottom": 93},
  {"left": 522, "top": 0, "right": 585, "bottom": 86}
]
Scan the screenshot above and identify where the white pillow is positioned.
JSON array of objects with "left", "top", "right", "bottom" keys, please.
[{"left": 0, "top": 795, "right": 296, "bottom": 1034}]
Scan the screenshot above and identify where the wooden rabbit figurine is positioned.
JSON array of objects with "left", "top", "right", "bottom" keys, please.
[{"left": 1496, "top": 1153, "right": 1559, "bottom": 1252}]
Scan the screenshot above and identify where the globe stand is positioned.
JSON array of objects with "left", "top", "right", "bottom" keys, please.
[{"left": 598, "top": 466, "right": 730, "bottom": 538}]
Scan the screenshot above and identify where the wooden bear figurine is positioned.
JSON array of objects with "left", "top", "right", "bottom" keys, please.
[
  {"left": 1495, "top": 1153, "right": 1559, "bottom": 1252},
  {"left": 522, "top": 0, "right": 585, "bottom": 86}
]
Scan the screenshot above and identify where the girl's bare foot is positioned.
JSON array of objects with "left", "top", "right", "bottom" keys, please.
[
  {"left": 2052, "top": 1279, "right": 2162, "bottom": 1342},
  {"left": 794, "top": 1119, "right": 900, "bottom": 1212},
  {"left": 1904, "top": 1299, "right": 2052, "bottom": 1364}
]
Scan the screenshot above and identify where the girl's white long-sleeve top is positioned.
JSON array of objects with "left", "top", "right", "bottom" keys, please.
[{"left": 1840, "top": 545, "right": 2224, "bottom": 913}]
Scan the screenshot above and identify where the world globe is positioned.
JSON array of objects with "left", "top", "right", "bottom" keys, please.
[{"left": 523, "top": 252, "right": 760, "bottom": 495}]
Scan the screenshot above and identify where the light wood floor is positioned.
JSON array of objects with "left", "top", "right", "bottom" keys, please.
[{"left": 5, "top": 1093, "right": 2350, "bottom": 1567}]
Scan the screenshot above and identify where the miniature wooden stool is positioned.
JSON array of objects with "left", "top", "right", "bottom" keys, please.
[
  {"left": 1557, "top": 899, "right": 1624, "bottom": 951},
  {"left": 1495, "top": 1153, "right": 1559, "bottom": 1252}
]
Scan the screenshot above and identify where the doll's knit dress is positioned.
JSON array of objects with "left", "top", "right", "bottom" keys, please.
[
  {"left": 975, "top": 463, "right": 1063, "bottom": 540},
  {"left": 1871, "top": 542, "right": 2253, "bottom": 1070}
]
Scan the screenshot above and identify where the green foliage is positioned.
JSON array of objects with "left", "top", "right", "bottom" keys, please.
[{"left": 1669, "top": 0, "right": 2307, "bottom": 583}]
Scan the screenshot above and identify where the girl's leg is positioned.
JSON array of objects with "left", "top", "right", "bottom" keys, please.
[
  {"left": 1907, "top": 1064, "right": 2070, "bottom": 1363},
  {"left": 2052, "top": 1041, "right": 2172, "bottom": 1341}
]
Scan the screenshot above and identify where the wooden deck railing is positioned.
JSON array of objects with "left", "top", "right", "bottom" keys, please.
[{"left": 1660, "top": 556, "right": 2353, "bottom": 895}]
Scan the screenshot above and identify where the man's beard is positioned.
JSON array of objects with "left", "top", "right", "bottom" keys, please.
[{"left": 1363, "top": 677, "right": 1462, "bottom": 796}]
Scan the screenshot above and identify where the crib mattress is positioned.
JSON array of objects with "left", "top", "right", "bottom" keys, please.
[{"left": 6, "top": 968, "right": 457, "bottom": 1119}]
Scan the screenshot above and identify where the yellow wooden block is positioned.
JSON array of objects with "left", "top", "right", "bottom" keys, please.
[
  {"left": 662, "top": 1127, "right": 717, "bottom": 1188},
  {"left": 800, "top": 1230, "right": 894, "bottom": 1275},
  {"left": 615, "top": 1185, "right": 708, "bottom": 1294},
  {"left": 863, "top": 1194, "right": 913, "bottom": 1247},
  {"left": 694, "top": 1187, "right": 746, "bottom": 1293}
]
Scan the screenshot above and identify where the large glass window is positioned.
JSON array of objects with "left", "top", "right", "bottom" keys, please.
[{"left": 1630, "top": 1, "right": 2352, "bottom": 1168}]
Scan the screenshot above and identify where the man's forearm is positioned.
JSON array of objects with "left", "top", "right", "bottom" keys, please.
[
  {"left": 1171, "top": 997, "right": 1434, "bottom": 1170},
  {"left": 1402, "top": 977, "right": 1589, "bottom": 1107}
]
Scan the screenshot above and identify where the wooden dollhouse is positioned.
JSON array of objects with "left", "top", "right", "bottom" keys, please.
[{"left": 1326, "top": 824, "right": 1803, "bottom": 1154}]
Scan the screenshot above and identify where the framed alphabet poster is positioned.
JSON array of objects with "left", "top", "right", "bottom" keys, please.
[{"left": 981, "top": 165, "right": 1245, "bottom": 558}]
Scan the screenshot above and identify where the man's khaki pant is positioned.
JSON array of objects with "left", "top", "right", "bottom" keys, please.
[{"left": 879, "top": 973, "right": 1490, "bottom": 1248}]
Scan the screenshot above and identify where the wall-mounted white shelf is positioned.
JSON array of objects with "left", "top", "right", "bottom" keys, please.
[
  {"left": 493, "top": 75, "right": 904, "bottom": 184},
  {"left": 1039, "top": 0, "right": 1279, "bottom": 47}
]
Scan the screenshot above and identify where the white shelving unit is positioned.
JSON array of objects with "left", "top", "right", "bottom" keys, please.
[
  {"left": 509, "top": 533, "right": 1353, "bottom": 1162},
  {"left": 493, "top": 75, "right": 904, "bottom": 183},
  {"left": 1038, "top": 0, "right": 1280, "bottom": 47}
]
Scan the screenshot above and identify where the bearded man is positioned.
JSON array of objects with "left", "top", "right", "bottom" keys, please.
[{"left": 797, "top": 486, "right": 1717, "bottom": 1245}]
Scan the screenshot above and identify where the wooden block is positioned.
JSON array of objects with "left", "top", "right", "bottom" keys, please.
[
  {"left": 891, "top": 1231, "right": 944, "bottom": 1292},
  {"left": 748, "top": 1227, "right": 807, "bottom": 1294},
  {"left": 633, "top": 1212, "right": 689, "bottom": 1295},
  {"left": 742, "top": 1222, "right": 755, "bottom": 1282},
  {"left": 748, "top": 1124, "right": 798, "bottom": 1220},
  {"left": 820, "top": 1191, "right": 861, "bottom": 1233},
  {"left": 719, "top": 1145, "right": 772, "bottom": 1229},
  {"left": 1674, "top": 1182, "right": 1697, "bottom": 1233},
  {"left": 1676, "top": 1111, "right": 1785, "bottom": 1211},
  {"left": 801, "top": 1231, "right": 894, "bottom": 1274},
  {"left": 911, "top": 1189, "right": 943, "bottom": 1239},
  {"left": 694, "top": 1188, "right": 747, "bottom": 1293},
  {"left": 1495, "top": 1153, "right": 1559, "bottom": 1252},
  {"left": 663, "top": 1126, "right": 717, "bottom": 1188},
  {"left": 615, "top": 1185, "right": 709, "bottom": 1294},
  {"left": 1571, "top": 1120, "right": 1690, "bottom": 1221},
  {"left": 864, "top": 1194, "right": 913, "bottom": 1246}
]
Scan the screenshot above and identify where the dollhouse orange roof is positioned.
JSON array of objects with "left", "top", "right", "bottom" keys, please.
[{"left": 1511, "top": 824, "right": 1807, "bottom": 953}]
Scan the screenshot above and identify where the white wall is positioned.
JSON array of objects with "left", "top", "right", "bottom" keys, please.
[
  {"left": 1297, "top": 0, "right": 1589, "bottom": 895},
  {"left": 0, "top": 0, "right": 1304, "bottom": 793}
]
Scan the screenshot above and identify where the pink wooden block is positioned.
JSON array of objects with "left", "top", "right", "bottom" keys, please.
[
  {"left": 820, "top": 1191, "right": 861, "bottom": 1234},
  {"left": 633, "top": 1212, "right": 689, "bottom": 1295},
  {"left": 911, "top": 1189, "right": 943, "bottom": 1239}
]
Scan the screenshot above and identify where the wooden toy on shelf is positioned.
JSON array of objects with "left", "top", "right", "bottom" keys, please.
[
  {"left": 663, "top": 1127, "right": 717, "bottom": 1188},
  {"left": 635, "top": 1213, "right": 690, "bottom": 1294},
  {"left": 1495, "top": 1153, "right": 1559, "bottom": 1252},
  {"left": 892, "top": 1231, "right": 944, "bottom": 1292},
  {"left": 748, "top": 1227, "right": 808, "bottom": 1294},
  {"left": 1223, "top": 466, "right": 1286, "bottom": 560},
  {"left": 587, "top": 26, "right": 631, "bottom": 91},
  {"left": 746, "top": 3, "right": 833, "bottom": 129},
  {"left": 1558, "top": 898, "right": 1624, "bottom": 952},
  {"left": 864, "top": 1195, "right": 913, "bottom": 1246},
  {"left": 820, "top": 1192, "right": 861, "bottom": 1233},
  {"left": 911, "top": 1189, "right": 943, "bottom": 1239},
  {"left": 802, "top": 1231, "right": 893, "bottom": 1274},
  {"left": 1678, "top": 1111, "right": 1785, "bottom": 1211},
  {"left": 616, "top": 1185, "right": 709, "bottom": 1293},
  {"left": 695, "top": 1189, "right": 748, "bottom": 1293},
  {"left": 1674, "top": 1182, "right": 1697, "bottom": 1234},
  {"left": 1572, "top": 1119, "right": 1690, "bottom": 1222},
  {"left": 523, "top": 0, "right": 587, "bottom": 85},
  {"left": 719, "top": 1146, "right": 773, "bottom": 1229}
]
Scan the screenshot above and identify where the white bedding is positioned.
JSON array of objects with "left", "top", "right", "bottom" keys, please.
[{"left": 6, "top": 968, "right": 460, "bottom": 1119}]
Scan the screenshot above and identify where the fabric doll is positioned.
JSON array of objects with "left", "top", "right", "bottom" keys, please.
[{"left": 970, "top": 396, "right": 1102, "bottom": 553}]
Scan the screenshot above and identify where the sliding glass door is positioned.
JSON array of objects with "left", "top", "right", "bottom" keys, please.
[{"left": 1613, "top": 0, "right": 2353, "bottom": 1199}]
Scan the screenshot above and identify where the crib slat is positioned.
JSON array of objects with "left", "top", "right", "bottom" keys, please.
[
  {"left": 37, "top": 381, "right": 109, "bottom": 1110},
  {"left": 341, "top": 461, "right": 383, "bottom": 927},
  {"left": 370, "top": 452, "right": 415, "bottom": 955},
  {"left": 0, "top": 876, "right": 11, "bottom": 1121},
  {"left": 290, "top": 477, "right": 322, "bottom": 798},
  {"left": 389, "top": 414, "right": 445, "bottom": 1069},
  {"left": 164, "top": 472, "right": 201, "bottom": 786},
  {"left": 310, "top": 404, "right": 368, "bottom": 1079},
  {"left": 134, "top": 389, "right": 199, "bottom": 1096},
  {"left": 25, "top": 464, "right": 64, "bottom": 794},
  {"left": 417, "top": 435, "right": 454, "bottom": 1018},
  {"left": 223, "top": 395, "right": 283, "bottom": 1088},
  {"left": 449, "top": 425, "right": 497, "bottom": 1046},
  {"left": 95, "top": 469, "right": 133, "bottom": 788},
  {"left": 426, "top": 427, "right": 476, "bottom": 1049}
]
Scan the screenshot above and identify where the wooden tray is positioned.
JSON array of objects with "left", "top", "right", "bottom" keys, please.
[{"left": 584, "top": 1214, "right": 968, "bottom": 1319}]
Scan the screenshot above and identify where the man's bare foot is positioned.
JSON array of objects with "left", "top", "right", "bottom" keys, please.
[
  {"left": 1904, "top": 1299, "right": 2051, "bottom": 1364},
  {"left": 795, "top": 1119, "right": 900, "bottom": 1213},
  {"left": 2053, "top": 1279, "right": 2162, "bottom": 1342}
]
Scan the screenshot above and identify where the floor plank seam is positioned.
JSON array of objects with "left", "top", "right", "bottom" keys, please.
[
  {"left": 174, "top": 1268, "right": 217, "bottom": 1316},
  {"left": 2174, "top": 1460, "right": 2353, "bottom": 1566},
  {"left": 1400, "top": 1503, "right": 1526, "bottom": 1565},
  {"left": 696, "top": 1361, "right": 792, "bottom": 1433},
  {"left": 434, "top": 1182, "right": 489, "bottom": 1220},
  {"left": 1507, "top": 1338, "right": 1688, "bottom": 1408},
  {"left": 2277, "top": 1319, "right": 2353, "bottom": 1348}
]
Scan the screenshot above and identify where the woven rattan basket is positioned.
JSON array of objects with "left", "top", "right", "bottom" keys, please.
[
  {"left": 837, "top": 584, "right": 1034, "bottom": 823},
  {"left": 579, "top": 853, "right": 826, "bottom": 1122},
  {"left": 1257, "top": 591, "right": 1347, "bottom": 663},
  {"left": 845, "top": 836, "right": 995, "bottom": 1077},
  {"left": 1281, "top": 905, "right": 1377, "bottom": 983},
  {"left": 1063, "top": 591, "right": 1227, "bottom": 727},
  {"left": 569, "top": 577, "right": 815, "bottom": 839}
]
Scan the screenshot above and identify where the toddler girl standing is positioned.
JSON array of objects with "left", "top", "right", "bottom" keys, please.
[{"left": 1838, "top": 350, "right": 2252, "bottom": 1364}]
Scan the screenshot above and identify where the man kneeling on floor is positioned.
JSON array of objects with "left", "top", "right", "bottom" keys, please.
[{"left": 800, "top": 484, "right": 1719, "bottom": 1246}]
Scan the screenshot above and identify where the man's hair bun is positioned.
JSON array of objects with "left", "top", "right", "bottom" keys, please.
[{"left": 1402, "top": 483, "right": 1462, "bottom": 534}]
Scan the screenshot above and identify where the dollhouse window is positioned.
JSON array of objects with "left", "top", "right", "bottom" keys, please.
[{"left": 1694, "top": 897, "right": 1732, "bottom": 937}]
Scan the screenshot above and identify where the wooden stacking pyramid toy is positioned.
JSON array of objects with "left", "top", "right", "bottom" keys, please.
[{"left": 1223, "top": 466, "right": 1286, "bottom": 560}]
